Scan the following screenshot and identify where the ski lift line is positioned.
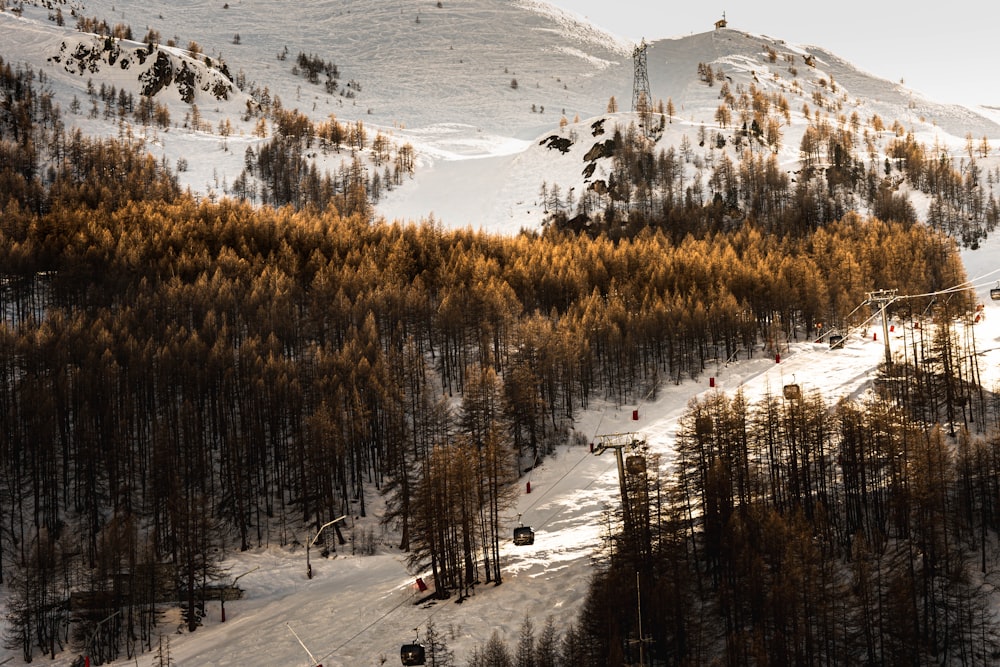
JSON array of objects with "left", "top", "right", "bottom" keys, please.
[
  {"left": 534, "top": 435, "right": 645, "bottom": 533},
  {"left": 957, "top": 275, "right": 1000, "bottom": 292},
  {"left": 591, "top": 413, "right": 605, "bottom": 447},
  {"left": 407, "top": 555, "right": 494, "bottom": 646},
  {"left": 317, "top": 593, "right": 415, "bottom": 664},
  {"left": 855, "top": 270, "right": 999, "bottom": 308},
  {"left": 850, "top": 277, "right": 981, "bottom": 332},
  {"left": 534, "top": 457, "right": 619, "bottom": 533},
  {"left": 892, "top": 271, "right": 1000, "bottom": 302},
  {"left": 511, "top": 413, "right": 627, "bottom": 537},
  {"left": 534, "top": 438, "right": 626, "bottom": 532},
  {"left": 841, "top": 298, "right": 871, "bottom": 325},
  {"left": 314, "top": 431, "right": 623, "bottom": 664},
  {"left": 319, "top": 562, "right": 452, "bottom": 665},
  {"left": 342, "top": 450, "right": 596, "bottom": 650},
  {"left": 317, "top": 416, "right": 617, "bottom": 663},
  {"left": 326, "top": 561, "right": 461, "bottom": 665},
  {"left": 517, "top": 445, "right": 602, "bottom": 519},
  {"left": 516, "top": 410, "right": 612, "bottom": 516},
  {"left": 966, "top": 266, "right": 1000, "bottom": 284},
  {"left": 795, "top": 275, "right": 988, "bottom": 369},
  {"left": 898, "top": 285, "right": 970, "bottom": 301},
  {"left": 636, "top": 383, "right": 657, "bottom": 410},
  {"left": 286, "top": 622, "right": 319, "bottom": 666}
]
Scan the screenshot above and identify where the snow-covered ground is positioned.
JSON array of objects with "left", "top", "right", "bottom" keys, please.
[
  {"left": 2, "top": 2, "right": 1000, "bottom": 664},
  {"left": 3, "top": 1, "right": 998, "bottom": 235}
]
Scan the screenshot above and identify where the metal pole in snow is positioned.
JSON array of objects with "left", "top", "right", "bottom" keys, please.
[
  {"left": 286, "top": 622, "right": 319, "bottom": 666},
  {"left": 306, "top": 516, "right": 347, "bottom": 579},
  {"left": 84, "top": 609, "right": 121, "bottom": 667},
  {"left": 866, "top": 289, "right": 897, "bottom": 366}
]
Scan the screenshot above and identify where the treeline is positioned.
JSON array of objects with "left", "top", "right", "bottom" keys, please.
[
  {"left": 0, "top": 51, "right": 407, "bottom": 220},
  {"left": 0, "top": 58, "right": 181, "bottom": 217},
  {"left": 554, "top": 77, "right": 999, "bottom": 248}
]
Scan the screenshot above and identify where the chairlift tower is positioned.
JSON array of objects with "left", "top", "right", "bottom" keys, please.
[
  {"left": 631, "top": 571, "right": 653, "bottom": 667},
  {"left": 595, "top": 433, "right": 644, "bottom": 535},
  {"left": 632, "top": 39, "right": 652, "bottom": 121},
  {"left": 866, "top": 289, "right": 898, "bottom": 366}
]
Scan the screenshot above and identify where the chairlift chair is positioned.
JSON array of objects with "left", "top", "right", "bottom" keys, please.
[
  {"left": 783, "top": 382, "right": 801, "bottom": 401},
  {"left": 626, "top": 454, "right": 646, "bottom": 475},
  {"left": 991, "top": 282, "right": 1000, "bottom": 301},
  {"left": 400, "top": 642, "right": 426, "bottom": 666},
  {"left": 513, "top": 525, "right": 535, "bottom": 546},
  {"left": 828, "top": 333, "right": 844, "bottom": 349}
]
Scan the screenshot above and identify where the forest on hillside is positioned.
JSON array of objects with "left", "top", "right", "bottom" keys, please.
[
  {"left": 551, "top": 376, "right": 1000, "bottom": 665},
  {"left": 1, "top": 45, "right": 998, "bottom": 666},
  {"left": 1, "top": 186, "right": 972, "bottom": 658},
  {"left": 459, "top": 358, "right": 1000, "bottom": 666},
  {"left": 545, "top": 64, "right": 1000, "bottom": 250}
]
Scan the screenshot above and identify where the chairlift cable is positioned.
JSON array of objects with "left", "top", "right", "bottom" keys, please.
[
  {"left": 534, "top": 458, "right": 619, "bottom": 533},
  {"left": 517, "top": 444, "right": 599, "bottom": 518},
  {"left": 893, "top": 270, "right": 1000, "bottom": 301},
  {"left": 314, "top": 415, "right": 621, "bottom": 662},
  {"left": 823, "top": 272, "right": 992, "bottom": 352},
  {"left": 316, "top": 593, "right": 415, "bottom": 664},
  {"left": 514, "top": 409, "right": 619, "bottom": 520}
]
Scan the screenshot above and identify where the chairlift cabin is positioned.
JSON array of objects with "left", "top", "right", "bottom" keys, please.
[
  {"left": 513, "top": 526, "right": 535, "bottom": 546},
  {"left": 626, "top": 455, "right": 646, "bottom": 475},
  {"left": 400, "top": 643, "right": 426, "bottom": 666},
  {"left": 783, "top": 383, "right": 801, "bottom": 401},
  {"left": 991, "top": 283, "right": 1000, "bottom": 301}
]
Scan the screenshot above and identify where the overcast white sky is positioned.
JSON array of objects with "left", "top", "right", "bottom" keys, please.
[{"left": 544, "top": 1, "right": 999, "bottom": 109}]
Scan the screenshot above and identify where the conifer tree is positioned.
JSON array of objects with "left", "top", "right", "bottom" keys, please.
[
  {"left": 423, "top": 619, "right": 454, "bottom": 667},
  {"left": 514, "top": 615, "right": 535, "bottom": 667},
  {"left": 534, "top": 616, "right": 559, "bottom": 667}
]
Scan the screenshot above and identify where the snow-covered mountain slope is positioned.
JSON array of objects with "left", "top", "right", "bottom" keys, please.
[
  {"left": 644, "top": 28, "right": 998, "bottom": 140},
  {"left": 3, "top": 0, "right": 999, "bottom": 233},
  {"left": 3, "top": 3, "right": 1000, "bottom": 666}
]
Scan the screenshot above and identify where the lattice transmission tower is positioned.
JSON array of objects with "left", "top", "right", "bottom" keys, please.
[{"left": 632, "top": 39, "right": 651, "bottom": 114}]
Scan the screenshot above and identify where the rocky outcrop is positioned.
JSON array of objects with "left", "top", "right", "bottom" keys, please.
[
  {"left": 50, "top": 34, "right": 237, "bottom": 105},
  {"left": 139, "top": 51, "right": 174, "bottom": 97}
]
